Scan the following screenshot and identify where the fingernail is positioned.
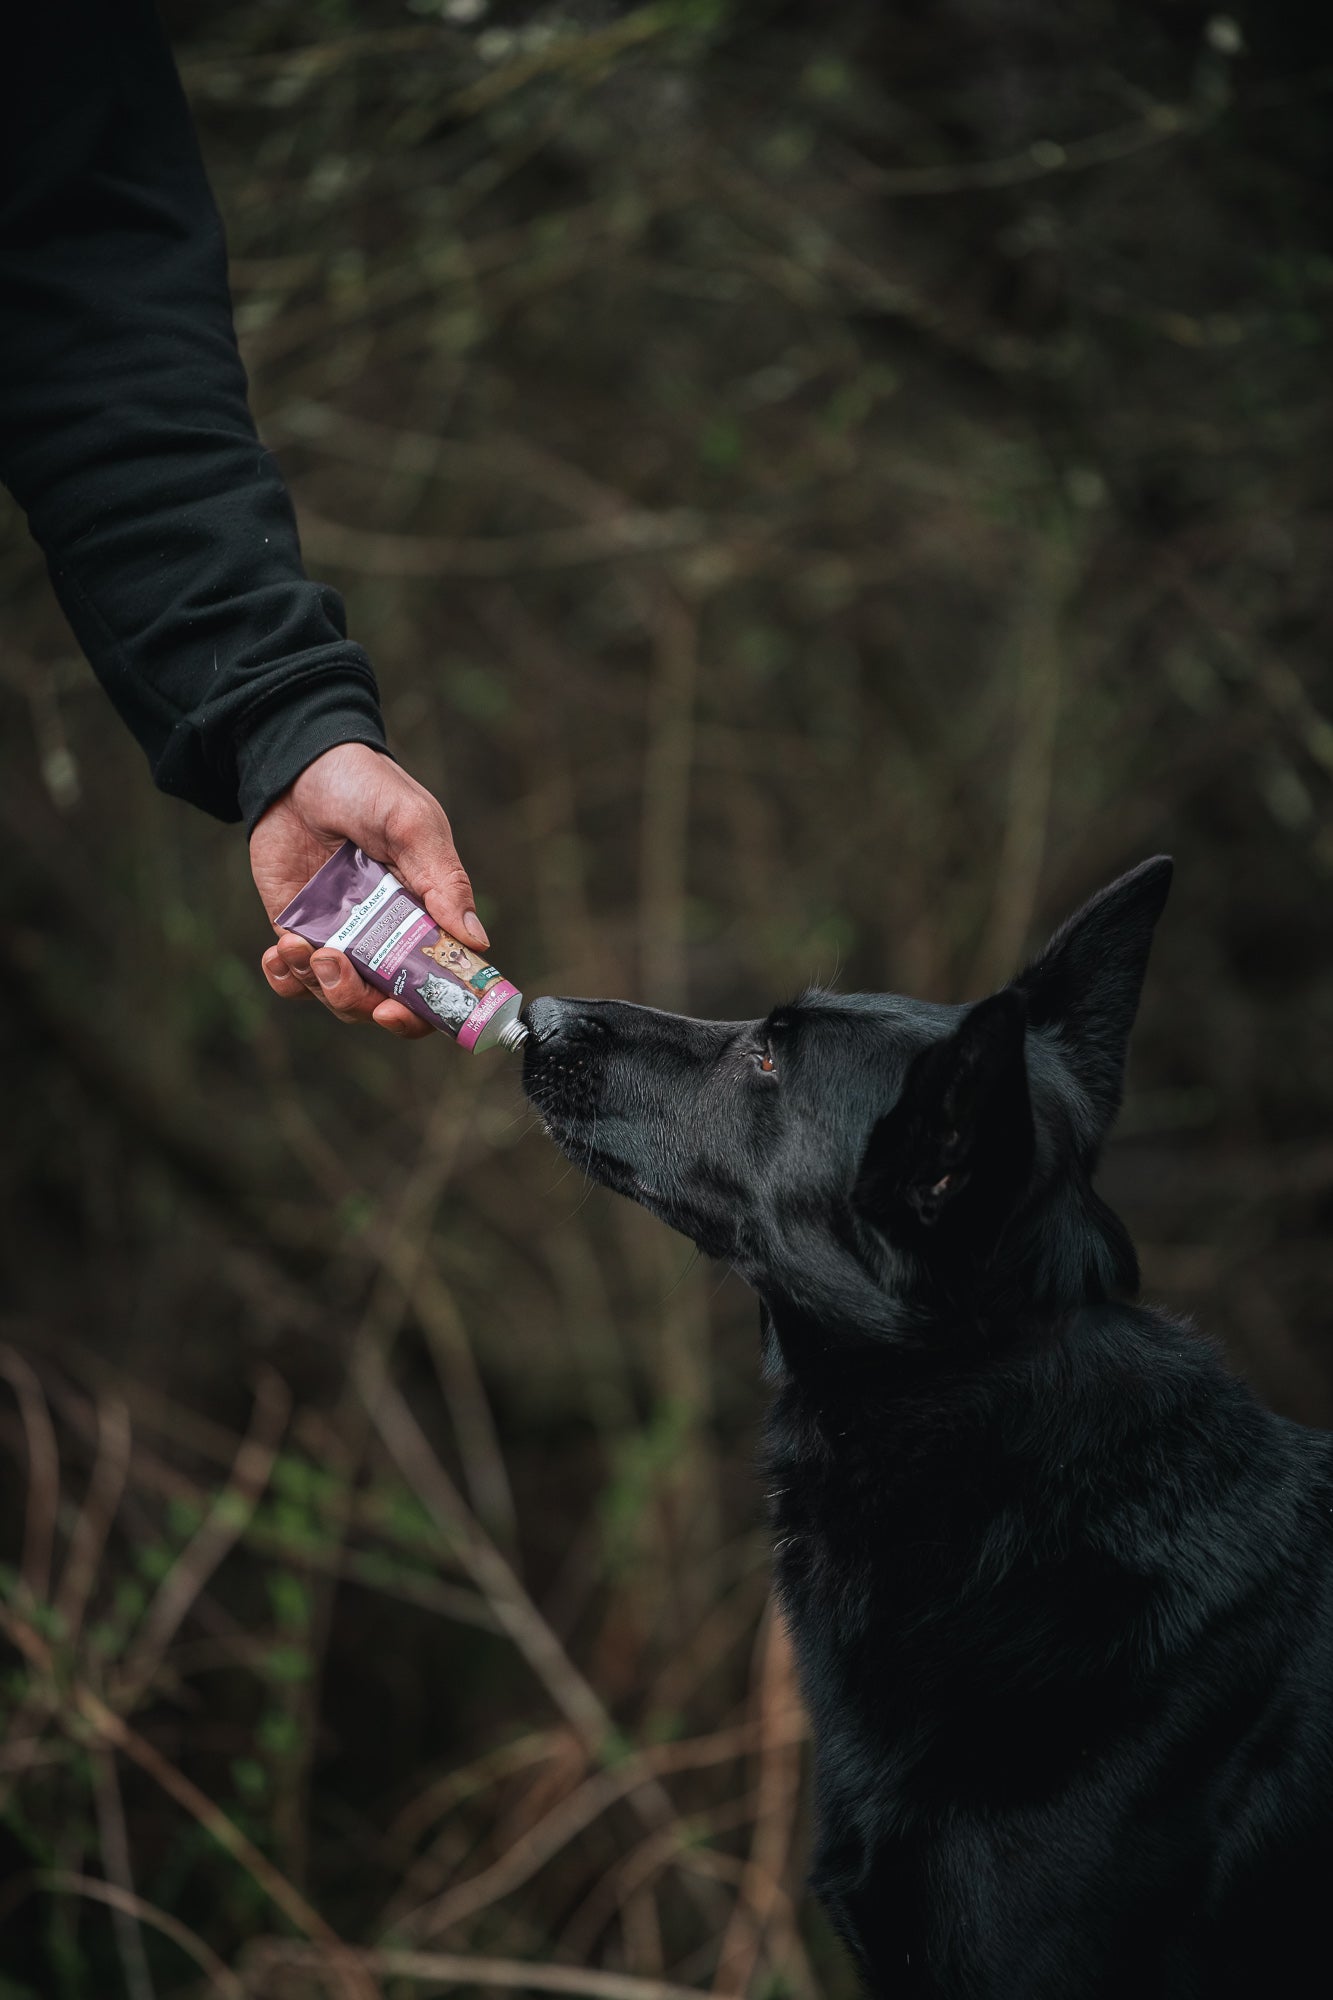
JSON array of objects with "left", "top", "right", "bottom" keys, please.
[
  {"left": 312, "top": 954, "right": 340, "bottom": 991},
  {"left": 462, "top": 912, "right": 489, "bottom": 948}
]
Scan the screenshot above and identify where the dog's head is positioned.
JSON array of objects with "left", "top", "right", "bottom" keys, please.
[
  {"left": 424, "top": 936, "right": 477, "bottom": 975},
  {"left": 522, "top": 859, "right": 1171, "bottom": 1353}
]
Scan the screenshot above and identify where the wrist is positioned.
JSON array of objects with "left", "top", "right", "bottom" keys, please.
[{"left": 236, "top": 657, "right": 388, "bottom": 832}]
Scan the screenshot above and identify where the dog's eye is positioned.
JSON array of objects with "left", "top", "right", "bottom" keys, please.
[{"left": 751, "top": 1046, "right": 778, "bottom": 1078}]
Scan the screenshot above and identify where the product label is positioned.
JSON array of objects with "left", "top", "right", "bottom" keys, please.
[
  {"left": 342, "top": 890, "right": 434, "bottom": 980},
  {"left": 456, "top": 979, "right": 518, "bottom": 1051},
  {"left": 367, "top": 905, "right": 431, "bottom": 972},
  {"left": 325, "top": 869, "right": 398, "bottom": 952},
  {"left": 275, "top": 841, "right": 520, "bottom": 1049}
]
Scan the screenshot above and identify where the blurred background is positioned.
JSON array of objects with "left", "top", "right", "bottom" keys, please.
[{"left": 2, "top": 0, "right": 1332, "bottom": 1993}]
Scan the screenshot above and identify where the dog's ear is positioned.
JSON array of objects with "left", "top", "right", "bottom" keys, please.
[
  {"left": 854, "top": 989, "right": 1033, "bottom": 1239},
  {"left": 1012, "top": 856, "right": 1171, "bottom": 1135}
]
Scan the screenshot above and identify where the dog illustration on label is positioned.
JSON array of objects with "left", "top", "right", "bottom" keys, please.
[{"left": 422, "top": 932, "right": 502, "bottom": 994}]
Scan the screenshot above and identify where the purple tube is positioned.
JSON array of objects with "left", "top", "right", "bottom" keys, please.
[{"left": 275, "top": 842, "right": 527, "bottom": 1052}]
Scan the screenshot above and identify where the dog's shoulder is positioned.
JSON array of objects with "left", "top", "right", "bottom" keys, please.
[{"left": 764, "top": 1297, "right": 1333, "bottom": 1714}]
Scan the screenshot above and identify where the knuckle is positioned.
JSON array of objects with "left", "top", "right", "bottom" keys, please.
[
  {"left": 316, "top": 976, "right": 372, "bottom": 1022},
  {"left": 263, "top": 958, "right": 308, "bottom": 1001},
  {"left": 324, "top": 996, "right": 368, "bottom": 1025}
]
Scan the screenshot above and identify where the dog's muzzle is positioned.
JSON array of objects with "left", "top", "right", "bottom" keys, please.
[{"left": 521, "top": 997, "right": 606, "bottom": 1127}]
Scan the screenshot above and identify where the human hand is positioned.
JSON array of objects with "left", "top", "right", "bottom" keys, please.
[{"left": 251, "top": 743, "right": 489, "bottom": 1039}]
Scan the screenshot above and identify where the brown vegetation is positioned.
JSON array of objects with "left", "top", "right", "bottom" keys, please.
[{"left": 2, "top": 1, "right": 1332, "bottom": 1992}]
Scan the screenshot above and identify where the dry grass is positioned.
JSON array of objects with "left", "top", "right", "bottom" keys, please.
[{"left": 2, "top": 0, "right": 1332, "bottom": 1991}]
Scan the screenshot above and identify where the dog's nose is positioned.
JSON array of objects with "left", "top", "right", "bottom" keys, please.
[
  {"left": 521, "top": 996, "right": 565, "bottom": 1044},
  {"left": 521, "top": 996, "right": 611, "bottom": 1047}
]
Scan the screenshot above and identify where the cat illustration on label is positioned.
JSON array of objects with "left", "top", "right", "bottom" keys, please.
[{"left": 419, "top": 974, "right": 478, "bottom": 1030}]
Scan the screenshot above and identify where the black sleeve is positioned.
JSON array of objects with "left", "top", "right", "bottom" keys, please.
[{"left": 0, "top": 0, "right": 388, "bottom": 829}]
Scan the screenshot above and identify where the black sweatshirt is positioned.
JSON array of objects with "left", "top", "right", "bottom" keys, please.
[{"left": 0, "top": 1, "right": 388, "bottom": 828}]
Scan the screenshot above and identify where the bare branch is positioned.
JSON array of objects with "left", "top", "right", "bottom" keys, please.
[
  {"left": 0, "top": 1605, "right": 372, "bottom": 1996},
  {"left": 55, "top": 1395, "right": 131, "bottom": 1646},
  {"left": 245, "top": 1941, "right": 721, "bottom": 2000},
  {"left": 39, "top": 1872, "right": 244, "bottom": 2000},
  {"left": 91, "top": 1750, "right": 157, "bottom": 2000},
  {"left": 395, "top": 1715, "right": 806, "bottom": 1944},
  {"left": 0, "top": 1347, "right": 60, "bottom": 1604},
  {"left": 115, "top": 1368, "right": 291, "bottom": 1712}
]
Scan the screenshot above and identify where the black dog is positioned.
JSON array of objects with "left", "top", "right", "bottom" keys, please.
[{"left": 522, "top": 860, "right": 1333, "bottom": 1998}]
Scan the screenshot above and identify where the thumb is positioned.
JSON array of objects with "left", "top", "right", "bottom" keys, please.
[{"left": 391, "top": 811, "right": 490, "bottom": 952}]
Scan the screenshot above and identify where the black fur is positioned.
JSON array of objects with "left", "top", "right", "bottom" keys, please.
[{"left": 522, "top": 860, "right": 1333, "bottom": 1998}]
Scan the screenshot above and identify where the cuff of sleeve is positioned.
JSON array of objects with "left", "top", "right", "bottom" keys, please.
[{"left": 235, "top": 671, "right": 390, "bottom": 831}]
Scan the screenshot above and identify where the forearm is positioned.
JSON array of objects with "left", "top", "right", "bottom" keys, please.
[{"left": 0, "top": 0, "right": 385, "bottom": 825}]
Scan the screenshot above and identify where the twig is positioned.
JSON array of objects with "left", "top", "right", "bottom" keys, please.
[
  {"left": 440, "top": 7, "right": 674, "bottom": 125},
  {"left": 357, "top": 1363, "right": 616, "bottom": 1761},
  {"left": 393, "top": 1715, "right": 806, "bottom": 1944},
  {"left": 91, "top": 1750, "right": 157, "bottom": 2000},
  {"left": 647, "top": 1568, "right": 770, "bottom": 1721},
  {"left": 0, "top": 1346, "right": 61, "bottom": 1603},
  {"left": 620, "top": 1882, "right": 665, "bottom": 1980},
  {"left": 244, "top": 1942, "right": 715, "bottom": 2000},
  {"left": 561, "top": 1796, "right": 757, "bottom": 1963},
  {"left": 354, "top": 1372, "right": 714, "bottom": 1966},
  {"left": 115, "top": 1369, "right": 290, "bottom": 1711},
  {"left": 344, "top": 1078, "right": 517, "bottom": 1547},
  {"left": 637, "top": 585, "right": 697, "bottom": 1013},
  {"left": 0, "top": 1740, "right": 63, "bottom": 1777},
  {"left": 1169, "top": 566, "right": 1333, "bottom": 781},
  {"left": 415, "top": 1260, "right": 519, "bottom": 1550},
  {"left": 38, "top": 1872, "right": 244, "bottom": 1999},
  {"left": 702, "top": 149, "right": 1040, "bottom": 381},
  {"left": 7, "top": 1375, "right": 498, "bottom": 1634},
  {"left": 386, "top": 1730, "right": 563, "bottom": 1860},
  {"left": 631, "top": 582, "right": 721, "bottom": 1610},
  {"left": 850, "top": 103, "right": 1199, "bottom": 197},
  {"left": 280, "top": 1091, "right": 514, "bottom": 1876},
  {"left": 969, "top": 528, "right": 1072, "bottom": 993},
  {"left": 0, "top": 1607, "right": 377, "bottom": 2000},
  {"left": 710, "top": 1612, "right": 805, "bottom": 1997},
  {"left": 54, "top": 1395, "right": 131, "bottom": 1647},
  {"left": 0, "top": 925, "right": 325, "bottom": 1258}
]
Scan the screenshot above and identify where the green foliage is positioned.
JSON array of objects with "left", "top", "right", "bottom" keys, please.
[
  {"left": 336, "top": 1192, "right": 377, "bottom": 1238},
  {"left": 231, "top": 1756, "right": 268, "bottom": 1798},
  {"left": 699, "top": 415, "right": 744, "bottom": 471},
  {"left": 448, "top": 662, "right": 515, "bottom": 724},
  {"left": 266, "top": 1570, "right": 314, "bottom": 1629},
  {"left": 600, "top": 1399, "right": 694, "bottom": 1570},
  {"left": 263, "top": 1641, "right": 314, "bottom": 1683},
  {"left": 1, "top": 2, "right": 1330, "bottom": 1995},
  {"left": 135, "top": 1540, "right": 174, "bottom": 1583},
  {"left": 256, "top": 1709, "right": 302, "bottom": 1757},
  {"left": 24, "top": 1600, "right": 68, "bottom": 1644}
]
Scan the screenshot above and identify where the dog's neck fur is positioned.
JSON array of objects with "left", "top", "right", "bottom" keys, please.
[{"left": 758, "top": 1165, "right": 1138, "bottom": 1385}]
